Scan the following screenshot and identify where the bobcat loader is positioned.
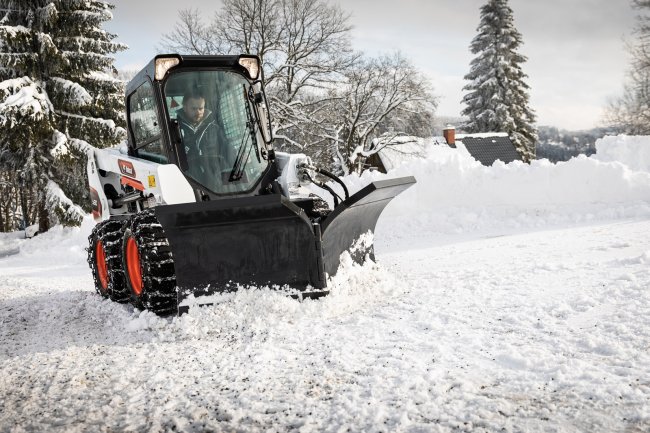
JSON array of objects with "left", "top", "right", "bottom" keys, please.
[{"left": 86, "top": 54, "right": 415, "bottom": 315}]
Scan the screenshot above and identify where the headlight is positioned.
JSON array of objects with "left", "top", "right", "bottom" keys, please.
[
  {"left": 239, "top": 56, "right": 260, "bottom": 80},
  {"left": 154, "top": 56, "right": 180, "bottom": 80}
]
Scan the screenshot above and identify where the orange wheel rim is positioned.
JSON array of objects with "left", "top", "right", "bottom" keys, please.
[
  {"left": 95, "top": 241, "right": 109, "bottom": 292},
  {"left": 126, "top": 236, "right": 143, "bottom": 296}
]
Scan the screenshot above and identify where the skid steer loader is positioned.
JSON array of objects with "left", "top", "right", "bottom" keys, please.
[{"left": 86, "top": 54, "right": 415, "bottom": 315}]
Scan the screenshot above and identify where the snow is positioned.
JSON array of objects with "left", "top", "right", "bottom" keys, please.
[
  {"left": 50, "top": 131, "right": 92, "bottom": 158},
  {"left": 353, "top": 136, "right": 650, "bottom": 244},
  {"left": 50, "top": 130, "right": 69, "bottom": 157},
  {"left": 45, "top": 180, "right": 86, "bottom": 224},
  {"left": 0, "top": 25, "right": 30, "bottom": 39},
  {"left": 50, "top": 77, "right": 92, "bottom": 106},
  {"left": 85, "top": 70, "right": 122, "bottom": 84},
  {"left": 0, "top": 77, "right": 52, "bottom": 120},
  {"left": 1, "top": 135, "right": 650, "bottom": 432},
  {"left": 593, "top": 134, "right": 650, "bottom": 172},
  {"left": 372, "top": 135, "right": 435, "bottom": 172}
]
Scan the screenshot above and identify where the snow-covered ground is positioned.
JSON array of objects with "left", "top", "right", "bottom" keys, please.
[{"left": 1, "top": 136, "right": 650, "bottom": 432}]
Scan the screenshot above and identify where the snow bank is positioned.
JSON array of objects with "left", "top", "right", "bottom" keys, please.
[
  {"left": 10, "top": 215, "right": 93, "bottom": 264},
  {"left": 337, "top": 135, "right": 650, "bottom": 239},
  {"left": 593, "top": 134, "right": 650, "bottom": 172},
  {"left": 13, "top": 134, "right": 650, "bottom": 259}
]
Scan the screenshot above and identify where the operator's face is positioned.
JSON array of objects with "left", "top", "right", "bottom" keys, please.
[{"left": 185, "top": 97, "right": 205, "bottom": 125}]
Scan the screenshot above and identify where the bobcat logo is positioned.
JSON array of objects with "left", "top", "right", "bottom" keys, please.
[{"left": 118, "top": 159, "right": 136, "bottom": 177}]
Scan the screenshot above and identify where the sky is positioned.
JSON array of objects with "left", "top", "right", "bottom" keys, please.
[{"left": 106, "top": 0, "right": 638, "bottom": 131}]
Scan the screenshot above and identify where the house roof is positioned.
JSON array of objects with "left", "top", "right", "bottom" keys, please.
[
  {"left": 370, "top": 132, "right": 522, "bottom": 172},
  {"left": 371, "top": 136, "right": 433, "bottom": 172},
  {"left": 456, "top": 133, "right": 522, "bottom": 166}
]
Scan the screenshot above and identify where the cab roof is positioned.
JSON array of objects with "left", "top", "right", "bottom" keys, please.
[{"left": 125, "top": 54, "right": 256, "bottom": 95}]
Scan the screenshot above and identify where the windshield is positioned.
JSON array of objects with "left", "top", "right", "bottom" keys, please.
[{"left": 164, "top": 70, "right": 267, "bottom": 195}]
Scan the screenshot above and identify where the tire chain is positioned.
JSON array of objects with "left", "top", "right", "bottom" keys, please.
[
  {"left": 128, "top": 209, "right": 177, "bottom": 314},
  {"left": 87, "top": 219, "right": 129, "bottom": 302}
]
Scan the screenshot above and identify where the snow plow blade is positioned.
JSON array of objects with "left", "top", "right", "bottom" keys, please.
[
  {"left": 319, "top": 176, "right": 416, "bottom": 276},
  {"left": 154, "top": 176, "right": 415, "bottom": 314}
]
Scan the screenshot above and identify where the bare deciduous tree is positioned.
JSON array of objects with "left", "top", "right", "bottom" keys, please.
[
  {"left": 162, "top": 0, "right": 355, "bottom": 97},
  {"left": 607, "top": 1, "right": 650, "bottom": 133},
  {"left": 160, "top": 9, "right": 219, "bottom": 55},
  {"left": 606, "top": 68, "right": 650, "bottom": 133},
  {"left": 162, "top": 1, "right": 436, "bottom": 173},
  {"left": 302, "top": 53, "right": 437, "bottom": 174}
]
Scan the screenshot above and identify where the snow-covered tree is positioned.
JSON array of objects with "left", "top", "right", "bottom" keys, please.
[
  {"left": 319, "top": 53, "right": 436, "bottom": 174},
  {"left": 0, "top": 0, "right": 126, "bottom": 230},
  {"left": 461, "top": 0, "right": 537, "bottom": 162}
]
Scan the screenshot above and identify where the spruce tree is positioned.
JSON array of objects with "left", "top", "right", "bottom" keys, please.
[
  {"left": 0, "top": 0, "right": 126, "bottom": 229},
  {"left": 461, "top": 0, "right": 537, "bottom": 162}
]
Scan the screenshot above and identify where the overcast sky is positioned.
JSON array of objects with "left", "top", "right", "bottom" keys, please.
[{"left": 107, "top": 0, "right": 637, "bottom": 131}]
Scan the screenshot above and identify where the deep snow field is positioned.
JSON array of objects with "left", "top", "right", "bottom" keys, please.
[{"left": 1, "top": 135, "right": 650, "bottom": 433}]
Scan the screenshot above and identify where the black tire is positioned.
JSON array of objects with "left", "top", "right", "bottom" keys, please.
[
  {"left": 87, "top": 219, "right": 129, "bottom": 302},
  {"left": 122, "top": 209, "right": 177, "bottom": 315}
]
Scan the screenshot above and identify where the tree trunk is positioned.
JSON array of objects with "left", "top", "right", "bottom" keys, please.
[
  {"left": 20, "top": 188, "right": 30, "bottom": 227},
  {"left": 38, "top": 196, "right": 49, "bottom": 232}
]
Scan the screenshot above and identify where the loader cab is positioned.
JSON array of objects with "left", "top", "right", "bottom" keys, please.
[{"left": 125, "top": 54, "right": 275, "bottom": 200}]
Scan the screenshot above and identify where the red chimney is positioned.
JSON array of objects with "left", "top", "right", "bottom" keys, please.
[{"left": 443, "top": 125, "right": 455, "bottom": 145}]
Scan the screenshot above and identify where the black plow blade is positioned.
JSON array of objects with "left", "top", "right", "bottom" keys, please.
[
  {"left": 154, "top": 176, "right": 416, "bottom": 314},
  {"left": 320, "top": 176, "right": 416, "bottom": 276}
]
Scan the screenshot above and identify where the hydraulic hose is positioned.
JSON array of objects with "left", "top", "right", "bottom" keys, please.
[
  {"left": 305, "top": 172, "right": 341, "bottom": 208},
  {"left": 314, "top": 168, "right": 350, "bottom": 200}
]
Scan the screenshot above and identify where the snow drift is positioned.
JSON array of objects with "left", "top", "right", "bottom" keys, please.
[
  {"left": 350, "top": 135, "right": 650, "bottom": 240},
  {"left": 593, "top": 134, "right": 650, "bottom": 172}
]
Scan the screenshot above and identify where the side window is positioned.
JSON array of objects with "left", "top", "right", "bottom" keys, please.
[
  {"left": 166, "top": 96, "right": 183, "bottom": 120},
  {"left": 128, "top": 81, "right": 168, "bottom": 164}
]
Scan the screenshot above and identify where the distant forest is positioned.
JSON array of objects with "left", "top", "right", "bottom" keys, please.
[{"left": 535, "top": 126, "right": 619, "bottom": 163}]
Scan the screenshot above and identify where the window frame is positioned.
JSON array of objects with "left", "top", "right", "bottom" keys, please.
[{"left": 160, "top": 68, "right": 272, "bottom": 197}]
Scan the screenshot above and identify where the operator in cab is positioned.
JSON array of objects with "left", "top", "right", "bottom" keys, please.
[
  {"left": 176, "top": 90, "right": 218, "bottom": 155},
  {"left": 175, "top": 90, "right": 221, "bottom": 179}
]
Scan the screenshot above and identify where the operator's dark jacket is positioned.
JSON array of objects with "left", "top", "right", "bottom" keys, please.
[
  {"left": 176, "top": 108, "right": 219, "bottom": 158},
  {"left": 175, "top": 108, "right": 224, "bottom": 183}
]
